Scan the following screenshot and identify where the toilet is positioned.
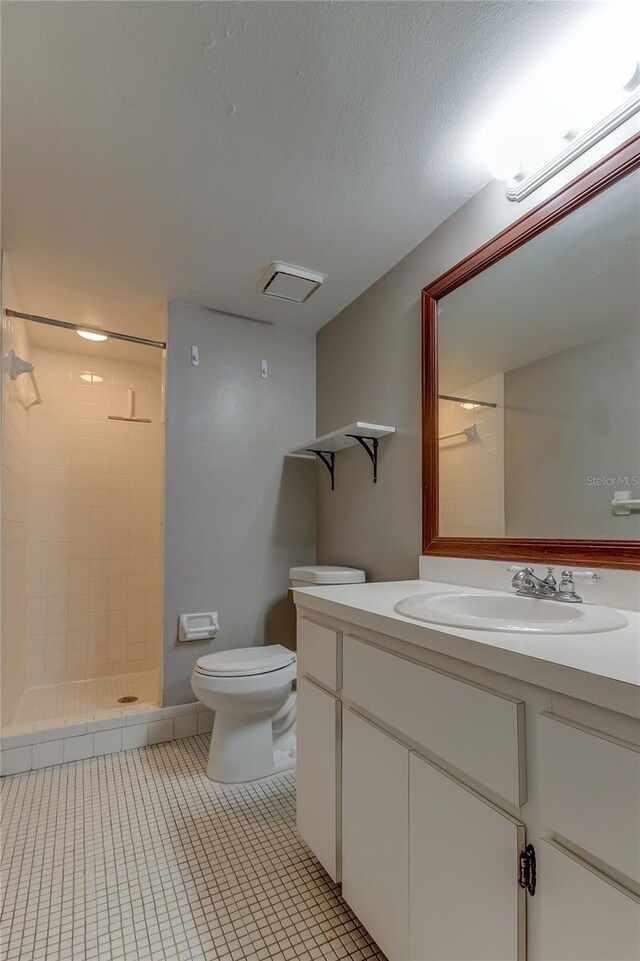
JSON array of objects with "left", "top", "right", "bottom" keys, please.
[{"left": 191, "top": 565, "right": 365, "bottom": 783}]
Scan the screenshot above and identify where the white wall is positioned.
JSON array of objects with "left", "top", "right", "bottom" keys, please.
[
  {"left": 504, "top": 328, "right": 640, "bottom": 539},
  {"left": 163, "top": 303, "right": 316, "bottom": 706}
]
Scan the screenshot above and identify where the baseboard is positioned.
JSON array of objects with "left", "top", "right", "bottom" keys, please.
[{"left": 0, "top": 701, "right": 212, "bottom": 775}]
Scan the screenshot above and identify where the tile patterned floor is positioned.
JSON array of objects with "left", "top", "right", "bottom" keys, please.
[
  {"left": 0, "top": 735, "right": 386, "bottom": 961},
  {"left": 10, "top": 670, "right": 160, "bottom": 728}
]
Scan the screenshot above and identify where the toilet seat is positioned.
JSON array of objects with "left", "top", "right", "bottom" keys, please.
[{"left": 195, "top": 644, "right": 295, "bottom": 678}]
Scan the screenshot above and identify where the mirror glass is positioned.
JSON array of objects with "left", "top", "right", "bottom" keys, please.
[{"left": 437, "top": 169, "right": 640, "bottom": 540}]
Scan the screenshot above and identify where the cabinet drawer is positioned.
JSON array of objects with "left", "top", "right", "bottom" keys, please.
[
  {"left": 537, "top": 713, "right": 640, "bottom": 884},
  {"left": 296, "top": 617, "right": 340, "bottom": 690},
  {"left": 342, "top": 634, "right": 524, "bottom": 806}
]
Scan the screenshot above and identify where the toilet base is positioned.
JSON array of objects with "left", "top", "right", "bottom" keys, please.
[
  {"left": 205, "top": 712, "right": 296, "bottom": 784},
  {"left": 273, "top": 747, "right": 297, "bottom": 776}
]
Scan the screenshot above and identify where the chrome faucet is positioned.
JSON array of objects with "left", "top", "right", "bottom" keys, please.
[
  {"left": 509, "top": 566, "right": 600, "bottom": 603},
  {"left": 509, "top": 566, "right": 558, "bottom": 599}
]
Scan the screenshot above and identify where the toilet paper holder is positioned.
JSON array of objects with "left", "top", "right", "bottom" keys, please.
[{"left": 178, "top": 611, "right": 219, "bottom": 642}]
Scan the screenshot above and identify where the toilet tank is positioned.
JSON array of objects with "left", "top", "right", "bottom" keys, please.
[{"left": 289, "top": 565, "right": 366, "bottom": 587}]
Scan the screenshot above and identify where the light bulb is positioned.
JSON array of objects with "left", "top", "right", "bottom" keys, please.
[
  {"left": 76, "top": 329, "right": 108, "bottom": 342},
  {"left": 591, "top": 43, "right": 638, "bottom": 92},
  {"left": 485, "top": 133, "right": 523, "bottom": 181},
  {"left": 572, "top": 8, "right": 640, "bottom": 94}
]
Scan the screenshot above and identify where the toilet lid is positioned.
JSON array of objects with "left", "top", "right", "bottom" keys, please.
[{"left": 195, "top": 644, "right": 296, "bottom": 677}]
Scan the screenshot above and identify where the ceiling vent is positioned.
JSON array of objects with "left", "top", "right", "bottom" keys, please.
[{"left": 258, "top": 262, "right": 324, "bottom": 303}]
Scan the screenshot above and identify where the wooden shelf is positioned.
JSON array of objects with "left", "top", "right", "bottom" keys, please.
[
  {"left": 288, "top": 422, "right": 395, "bottom": 457},
  {"left": 287, "top": 422, "right": 395, "bottom": 489}
]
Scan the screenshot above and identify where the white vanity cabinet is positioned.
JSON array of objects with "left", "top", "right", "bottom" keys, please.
[
  {"left": 536, "top": 841, "right": 640, "bottom": 961},
  {"left": 342, "top": 633, "right": 525, "bottom": 807},
  {"left": 295, "top": 617, "right": 343, "bottom": 882},
  {"left": 294, "top": 606, "right": 640, "bottom": 961},
  {"left": 536, "top": 712, "right": 640, "bottom": 885},
  {"left": 532, "top": 712, "right": 640, "bottom": 961},
  {"left": 296, "top": 676, "right": 341, "bottom": 882},
  {"left": 342, "top": 709, "right": 409, "bottom": 960},
  {"left": 409, "top": 753, "right": 526, "bottom": 961},
  {"left": 340, "top": 706, "right": 527, "bottom": 961}
]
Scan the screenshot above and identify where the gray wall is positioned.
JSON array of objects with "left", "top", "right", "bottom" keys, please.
[
  {"left": 505, "top": 327, "right": 640, "bottom": 539},
  {"left": 315, "top": 180, "right": 522, "bottom": 581},
  {"left": 163, "top": 303, "right": 315, "bottom": 706},
  {"left": 315, "top": 140, "right": 630, "bottom": 581}
]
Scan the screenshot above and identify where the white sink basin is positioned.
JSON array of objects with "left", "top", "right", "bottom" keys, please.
[{"left": 394, "top": 590, "right": 628, "bottom": 634}]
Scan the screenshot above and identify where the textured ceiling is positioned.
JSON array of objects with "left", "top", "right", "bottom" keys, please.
[{"left": 2, "top": 1, "right": 601, "bottom": 336}]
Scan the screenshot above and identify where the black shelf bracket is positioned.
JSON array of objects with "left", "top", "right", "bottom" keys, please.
[
  {"left": 345, "top": 435, "right": 380, "bottom": 483},
  {"left": 306, "top": 449, "right": 336, "bottom": 490}
]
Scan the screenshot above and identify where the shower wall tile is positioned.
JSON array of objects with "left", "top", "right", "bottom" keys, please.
[
  {"left": 1, "top": 310, "right": 31, "bottom": 726},
  {"left": 24, "top": 348, "right": 164, "bottom": 687},
  {"left": 438, "top": 375, "right": 506, "bottom": 537}
]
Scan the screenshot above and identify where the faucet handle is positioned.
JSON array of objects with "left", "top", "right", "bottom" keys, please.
[
  {"left": 557, "top": 570, "right": 601, "bottom": 602},
  {"left": 567, "top": 570, "right": 601, "bottom": 582},
  {"left": 560, "top": 570, "right": 600, "bottom": 589},
  {"left": 543, "top": 567, "right": 557, "bottom": 588},
  {"left": 508, "top": 565, "right": 534, "bottom": 573}
]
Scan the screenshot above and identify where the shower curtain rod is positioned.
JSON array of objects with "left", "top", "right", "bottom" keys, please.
[
  {"left": 5, "top": 309, "right": 166, "bottom": 349},
  {"left": 438, "top": 393, "right": 497, "bottom": 409}
]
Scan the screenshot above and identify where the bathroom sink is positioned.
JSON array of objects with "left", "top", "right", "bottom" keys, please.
[{"left": 393, "top": 590, "right": 628, "bottom": 634}]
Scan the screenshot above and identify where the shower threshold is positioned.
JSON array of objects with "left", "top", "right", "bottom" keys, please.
[
  {"left": 7, "top": 670, "right": 160, "bottom": 731},
  {"left": 0, "top": 670, "right": 207, "bottom": 775}
]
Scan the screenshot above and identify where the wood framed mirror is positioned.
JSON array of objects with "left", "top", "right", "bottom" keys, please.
[{"left": 422, "top": 133, "right": 640, "bottom": 570}]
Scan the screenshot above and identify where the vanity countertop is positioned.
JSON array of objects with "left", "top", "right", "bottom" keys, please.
[{"left": 292, "top": 580, "right": 640, "bottom": 719}]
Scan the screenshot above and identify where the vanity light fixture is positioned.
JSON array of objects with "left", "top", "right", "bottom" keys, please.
[
  {"left": 76, "top": 328, "right": 109, "bottom": 342},
  {"left": 476, "top": 5, "right": 640, "bottom": 200}
]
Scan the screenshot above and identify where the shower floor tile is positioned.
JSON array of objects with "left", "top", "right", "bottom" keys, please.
[
  {"left": 0, "top": 735, "right": 386, "bottom": 961},
  {"left": 10, "top": 670, "right": 160, "bottom": 727}
]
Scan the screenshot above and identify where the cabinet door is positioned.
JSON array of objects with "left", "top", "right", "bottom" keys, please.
[
  {"left": 342, "top": 709, "right": 409, "bottom": 961},
  {"left": 535, "top": 841, "right": 640, "bottom": 961},
  {"left": 537, "top": 712, "right": 640, "bottom": 884},
  {"left": 296, "top": 677, "right": 340, "bottom": 881},
  {"left": 409, "top": 753, "right": 526, "bottom": 961}
]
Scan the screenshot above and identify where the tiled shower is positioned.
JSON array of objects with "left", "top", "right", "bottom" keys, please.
[{"left": 1, "top": 312, "right": 165, "bottom": 735}]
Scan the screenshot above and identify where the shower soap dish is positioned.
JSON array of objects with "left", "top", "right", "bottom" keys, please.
[{"left": 178, "top": 612, "right": 220, "bottom": 642}]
